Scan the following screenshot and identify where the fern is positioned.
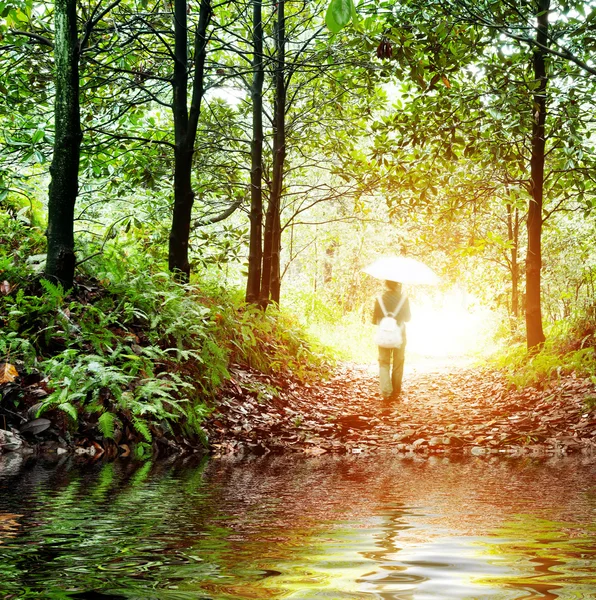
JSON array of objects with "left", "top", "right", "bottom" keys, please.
[
  {"left": 98, "top": 412, "right": 117, "bottom": 439},
  {"left": 58, "top": 402, "right": 78, "bottom": 422},
  {"left": 131, "top": 416, "right": 152, "bottom": 442},
  {"left": 39, "top": 278, "right": 65, "bottom": 302},
  {"left": 195, "top": 427, "right": 209, "bottom": 449},
  {"left": 1, "top": 227, "right": 330, "bottom": 453}
]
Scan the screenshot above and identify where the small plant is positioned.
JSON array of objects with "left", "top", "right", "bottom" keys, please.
[
  {"left": 491, "top": 321, "right": 596, "bottom": 389},
  {"left": 98, "top": 411, "right": 118, "bottom": 439},
  {"left": 584, "top": 395, "right": 596, "bottom": 412}
]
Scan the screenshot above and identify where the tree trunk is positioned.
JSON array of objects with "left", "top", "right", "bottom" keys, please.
[
  {"left": 168, "top": 0, "right": 211, "bottom": 281},
  {"left": 46, "top": 0, "right": 81, "bottom": 289},
  {"left": 525, "top": 0, "right": 549, "bottom": 349},
  {"left": 323, "top": 242, "right": 336, "bottom": 284},
  {"left": 270, "top": 212, "right": 282, "bottom": 304},
  {"left": 507, "top": 203, "right": 520, "bottom": 318},
  {"left": 245, "top": 0, "right": 264, "bottom": 303},
  {"left": 512, "top": 207, "right": 520, "bottom": 318},
  {"left": 261, "top": 0, "right": 285, "bottom": 307},
  {"left": 261, "top": 200, "right": 275, "bottom": 306}
]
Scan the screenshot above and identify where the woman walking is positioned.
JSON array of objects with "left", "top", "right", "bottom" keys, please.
[{"left": 373, "top": 280, "right": 411, "bottom": 400}]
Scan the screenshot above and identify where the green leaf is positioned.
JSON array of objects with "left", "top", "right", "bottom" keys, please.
[
  {"left": 132, "top": 417, "right": 152, "bottom": 442},
  {"left": 325, "top": 0, "right": 353, "bottom": 33},
  {"left": 98, "top": 411, "right": 116, "bottom": 439},
  {"left": 31, "top": 129, "right": 44, "bottom": 144},
  {"left": 350, "top": 0, "right": 359, "bottom": 24},
  {"left": 58, "top": 402, "right": 78, "bottom": 422}
]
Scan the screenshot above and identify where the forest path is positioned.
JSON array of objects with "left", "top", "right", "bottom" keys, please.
[{"left": 206, "top": 359, "right": 596, "bottom": 457}]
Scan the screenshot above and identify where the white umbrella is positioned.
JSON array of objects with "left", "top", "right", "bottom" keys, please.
[{"left": 363, "top": 256, "right": 439, "bottom": 285}]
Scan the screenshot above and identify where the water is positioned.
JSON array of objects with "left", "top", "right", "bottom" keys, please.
[{"left": 0, "top": 453, "right": 594, "bottom": 599}]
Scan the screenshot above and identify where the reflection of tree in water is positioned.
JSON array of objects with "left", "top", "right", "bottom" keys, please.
[{"left": 0, "top": 454, "right": 594, "bottom": 599}]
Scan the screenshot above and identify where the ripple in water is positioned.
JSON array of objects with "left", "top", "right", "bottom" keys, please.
[{"left": 0, "top": 453, "right": 594, "bottom": 599}]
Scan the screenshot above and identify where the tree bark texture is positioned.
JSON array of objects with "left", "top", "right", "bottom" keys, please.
[
  {"left": 169, "top": 0, "right": 212, "bottom": 280},
  {"left": 46, "top": 0, "right": 81, "bottom": 289},
  {"left": 507, "top": 203, "right": 520, "bottom": 318},
  {"left": 245, "top": 0, "right": 265, "bottom": 303},
  {"left": 270, "top": 214, "right": 282, "bottom": 303},
  {"left": 525, "top": 0, "right": 549, "bottom": 348},
  {"left": 261, "top": 0, "right": 285, "bottom": 306}
]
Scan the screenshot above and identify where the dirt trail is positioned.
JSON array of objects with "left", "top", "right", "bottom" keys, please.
[{"left": 206, "top": 360, "right": 596, "bottom": 457}]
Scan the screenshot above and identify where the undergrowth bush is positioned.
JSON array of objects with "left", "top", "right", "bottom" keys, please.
[
  {"left": 0, "top": 216, "right": 329, "bottom": 448},
  {"left": 306, "top": 312, "right": 377, "bottom": 364},
  {"left": 283, "top": 284, "right": 378, "bottom": 363},
  {"left": 223, "top": 302, "right": 329, "bottom": 376},
  {"left": 492, "top": 319, "right": 596, "bottom": 389}
]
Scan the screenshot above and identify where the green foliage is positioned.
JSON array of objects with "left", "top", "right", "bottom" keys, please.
[
  {"left": 0, "top": 222, "right": 328, "bottom": 445},
  {"left": 325, "top": 0, "right": 355, "bottom": 33},
  {"left": 307, "top": 311, "right": 376, "bottom": 364},
  {"left": 3, "top": 0, "right": 596, "bottom": 365},
  {"left": 584, "top": 395, "right": 596, "bottom": 412},
  {"left": 0, "top": 212, "right": 45, "bottom": 283},
  {"left": 492, "top": 321, "right": 596, "bottom": 388},
  {"left": 98, "top": 411, "right": 117, "bottom": 439},
  {"left": 223, "top": 302, "right": 330, "bottom": 380}
]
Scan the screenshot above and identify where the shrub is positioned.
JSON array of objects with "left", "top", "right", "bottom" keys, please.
[
  {"left": 0, "top": 224, "right": 329, "bottom": 449},
  {"left": 491, "top": 320, "right": 596, "bottom": 388}
]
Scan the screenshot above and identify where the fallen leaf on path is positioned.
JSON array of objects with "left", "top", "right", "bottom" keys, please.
[{"left": 0, "top": 363, "right": 18, "bottom": 384}]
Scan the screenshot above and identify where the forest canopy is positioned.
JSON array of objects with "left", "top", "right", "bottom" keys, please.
[{"left": 2, "top": 0, "right": 596, "bottom": 352}]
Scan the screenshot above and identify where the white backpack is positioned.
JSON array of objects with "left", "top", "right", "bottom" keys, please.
[{"left": 374, "top": 294, "right": 407, "bottom": 349}]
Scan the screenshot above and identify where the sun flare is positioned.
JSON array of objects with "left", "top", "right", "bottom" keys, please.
[{"left": 406, "top": 292, "right": 499, "bottom": 363}]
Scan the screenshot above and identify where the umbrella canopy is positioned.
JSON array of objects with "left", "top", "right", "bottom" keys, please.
[{"left": 363, "top": 256, "right": 439, "bottom": 285}]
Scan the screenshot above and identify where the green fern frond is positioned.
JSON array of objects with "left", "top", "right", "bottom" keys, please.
[
  {"left": 58, "top": 402, "right": 78, "bottom": 422},
  {"left": 40, "top": 278, "right": 65, "bottom": 300},
  {"left": 195, "top": 427, "right": 209, "bottom": 448},
  {"left": 131, "top": 416, "right": 152, "bottom": 442},
  {"left": 98, "top": 411, "right": 117, "bottom": 439},
  {"left": 36, "top": 397, "right": 58, "bottom": 417}
]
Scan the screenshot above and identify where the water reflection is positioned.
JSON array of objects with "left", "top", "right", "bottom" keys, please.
[{"left": 0, "top": 453, "right": 594, "bottom": 599}]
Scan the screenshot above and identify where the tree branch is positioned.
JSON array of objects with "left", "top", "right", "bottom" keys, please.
[
  {"left": 9, "top": 29, "right": 53, "bottom": 48},
  {"left": 192, "top": 198, "right": 243, "bottom": 228}
]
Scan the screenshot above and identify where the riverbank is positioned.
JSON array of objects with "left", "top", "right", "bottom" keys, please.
[
  {"left": 0, "top": 217, "right": 328, "bottom": 459},
  {"left": 204, "top": 361, "right": 596, "bottom": 457},
  {"left": 3, "top": 357, "right": 596, "bottom": 458}
]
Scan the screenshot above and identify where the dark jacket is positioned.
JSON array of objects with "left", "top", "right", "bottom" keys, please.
[{"left": 373, "top": 290, "right": 411, "bottom": 325}]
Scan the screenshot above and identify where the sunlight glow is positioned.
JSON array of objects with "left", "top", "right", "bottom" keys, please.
[{"left": 406, "top": 290, "right": 499, "bottom": 363}]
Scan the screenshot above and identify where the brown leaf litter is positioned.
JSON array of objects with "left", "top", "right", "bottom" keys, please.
[{"left": 204, "top": 363, "right": 596, "bottom": 457}]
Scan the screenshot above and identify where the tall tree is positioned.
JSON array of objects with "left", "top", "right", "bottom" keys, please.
[
  {"left": 45, "top": 0, "right": 81, "bottom": 288},
  {"left": 169, "top": 0, "right": 213, "bottom": 279},
  {"left": 246, "top": 0, "right": 265, "bottom": 303},
  {"left": 525, "top": 0, "right": 549, "bottom": 348},
  {"left": 6, "top": 0, "right": 123, "bottom": 288},
  {"left": 260, "top": 0, "right": 286, "bottom": 306},
  {"left": 507, "top": 202, "right": 521, "bottom": 318}
]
